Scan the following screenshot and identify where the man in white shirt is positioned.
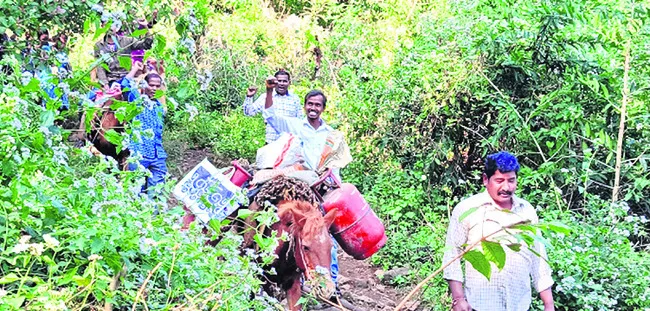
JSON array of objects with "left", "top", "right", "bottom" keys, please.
[
  {"left": 243, "top": 70, "right": 303, "bottom": 144},
  {"left": 442, "top": 151, "right": 555, "bottom": 311},
  {"left": 261, "top": 79, "right": 349, "bottom": 305}
]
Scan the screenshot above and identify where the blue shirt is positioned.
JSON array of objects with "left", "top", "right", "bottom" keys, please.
[{"left": 122, "top": 78, "right": 167, "bottom": 160}]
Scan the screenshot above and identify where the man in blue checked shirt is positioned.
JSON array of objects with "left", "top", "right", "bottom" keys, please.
[
  {"left": 122, "top": 62, "right": 167, "bottom": 195},
  {"left": 243, "top": 69, "right": 304, "bottom": 144}
]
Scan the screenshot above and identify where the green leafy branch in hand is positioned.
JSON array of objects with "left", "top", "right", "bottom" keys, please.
[{"left": 394, "top": 214, "right": 571, "bottom": 311}]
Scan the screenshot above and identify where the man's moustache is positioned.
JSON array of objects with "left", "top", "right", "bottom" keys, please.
[{"left": 498, "top": 191, "right": 512, "bottom": 196}]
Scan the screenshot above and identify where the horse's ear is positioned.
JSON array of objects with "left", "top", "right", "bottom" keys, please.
[
  {"left": 323, "top": 208, "right": 338, "bottom": 229},
  {"left": 277, "top": 202, "right": 294, "bottom": 226},
  {"left": 279, "top": 210, "right": 294, "bottom": 227}
]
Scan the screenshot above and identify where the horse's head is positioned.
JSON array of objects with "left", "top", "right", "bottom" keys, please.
[{"left": 278, "top": 201, "right": 338, "bottom": 299}]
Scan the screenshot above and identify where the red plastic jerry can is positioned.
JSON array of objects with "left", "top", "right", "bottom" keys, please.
[{"left": 320, "top": 182, "right": 387, "bottom": 260}]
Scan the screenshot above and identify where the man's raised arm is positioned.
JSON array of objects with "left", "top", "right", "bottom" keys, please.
[
  {"left": 242, "top": 86, "right": 262, "bottom": 116},
  {"left": 262, "top": 76, "right": 300, "bottom": 135},
  {"left": 264, "top": 76, "right": 276, "bottom": 109}
]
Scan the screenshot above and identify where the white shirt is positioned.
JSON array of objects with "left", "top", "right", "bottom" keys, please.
[
  {"left": 442, "top": 191, "right": 554, "bottom": 311},
  {"left": 262, "top": 107, "right": 333, "bottom": 171}
]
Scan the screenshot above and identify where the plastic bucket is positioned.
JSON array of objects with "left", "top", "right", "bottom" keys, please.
[{"left": 229, "top": 160, "right": 252, "bottom": 187}]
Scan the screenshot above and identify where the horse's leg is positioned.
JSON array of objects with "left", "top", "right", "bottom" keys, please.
[
  {"left": 286, "top": 278, "right": 303, "bottom": 311},
  {"left": 70, "top": 112, "right": 88, "bottom": 146}
]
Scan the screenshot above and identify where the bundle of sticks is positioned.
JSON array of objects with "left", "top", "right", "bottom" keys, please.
[{"left": 254, "top": 175, "right": 320, "bottom": 208}]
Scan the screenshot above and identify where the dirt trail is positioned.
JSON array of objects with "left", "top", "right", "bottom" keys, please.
[
  {"left": 337, "top": 253, "right": 405, "bottom": 311},
  {"left": 170, "top": 148, "right": 412, "bottom": 311}
]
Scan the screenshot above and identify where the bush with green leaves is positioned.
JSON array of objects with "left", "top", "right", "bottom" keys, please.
[
  {"left": 543, "top": 201, "right": 650, "bottom": 310},
  {"left": 159, "top": 0, "right": 649, "bottom": 309},
  {"left": 0, "top": 1, "right": 282, "bottom": 309},
  {"left": 2, "top": 0, "right": 650, "bottom": 309},
  {"left": 0, "top": 85, "right": 282, "bottom": 310}
]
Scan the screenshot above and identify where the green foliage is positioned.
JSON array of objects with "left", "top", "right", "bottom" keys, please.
[
  {"left": 1, "top": 0, "right": 649, "bottom": 309},
  {"left": 166, "top": 109, "right": 265, "bottom": 160},
  {"left": 0, "top": 0, "right": 100, "bottom": 35},
  {"left": 0, "top": 85, "right": 278, "bottom": 309},
  {"left": 0, "top": 1, "right": 282, "bottom": 310},
  {"left": 540, "top": 200, "right": 650, "bottom": 310}
]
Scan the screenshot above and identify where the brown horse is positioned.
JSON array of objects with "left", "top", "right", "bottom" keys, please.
[
  {"left": 181, "top": 176, "right": 338, "bottom": 309},
  {"left": 72, "top": 90, "right": 130, "bottom": 170},
  {"left": 265, "top": 200, "right": 338, "bottom": 311},
  {"left": 87, "top": 98, "right": 130, "bottom": 170}
]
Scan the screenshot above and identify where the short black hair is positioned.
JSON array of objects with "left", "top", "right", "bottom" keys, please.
[
  {"left": 484, "top": 151, "right": 520, "bottom": 179},
  {"left": 304, "top": 89, "right": 327, "bottom": 108},
  {"left": 145, "top": 73, "right": 162, "bottom": 83},
  {"left": 274, "top": 69, "right": 291, "bottom": 80}
]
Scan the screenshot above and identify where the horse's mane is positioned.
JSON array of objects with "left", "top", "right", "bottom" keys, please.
[{"left": 278, "top": 201, "right": 326, "bottom": 239}]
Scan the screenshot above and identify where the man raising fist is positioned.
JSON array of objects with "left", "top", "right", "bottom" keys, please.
[{"left": 242, "top": 69, "right": 303, "bottom": 144}]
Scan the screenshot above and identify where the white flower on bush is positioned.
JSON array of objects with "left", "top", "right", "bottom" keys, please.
[
  {"left": 3, "top": 84, "right": 19, "bottom": 97},
  {"left": 91, "top": 4, "right": 103, "bottom": 13},
  {"left": 88, "top": 254, "right": 102, "bottom": 261},
  {"left": 39, "top": 126, "right": 52, "bottom": 137},
  {"left": 11, "top": 242, "right": 30, "bottom": 254},
  {"left": 21, "top": 147, "right": 31, "bottom": 160},
  {"left": 43, "top": 234, "right": 60, "bottom": 249},
  {"left": 21, "top": 71, "right": 34, "bottom": 85},
  {"left": 612, "top": 227, "right": 630, "bottom": 237},
  {"left": 43, "top": 300, "right": 67, "bottom": 311},
  {"left": 19, "top": 235, "right": 31, "bottom": 244},
  {"left": 87, "top": 177, "right": 97, "bottom": 188},
  {"left": 620, "top": 202, "right": 630, "bottom": 212},
  {"left": 11, "top": 118, "right": 22, "bottom": 130},
  {"left": 188, "top": 14, "right": 200, "bottom": 32},
  {"left": 139, "top": 237, "right": 156, "bottom": 254},
  {"left": 197, "top": 70, "right": 213, "bottom": 91},
  {"left": 185, "top": 103, "right": 198, "bottom": 121},
  {"left": 57, "top": 82, "right": 70, "bottom": 94},
  {"left": 52, "top": 146, "right": 68, "bottom": 166},
  {"left": 113, "top": 11, "right": 126, "bottom": 21},
  {"left": 129, "top": 183, "right": 143, "bottom": 196},
  {"left": 180, "top": 38, "right": 196, "bottom": 54},
  {"left": 29, "top": 243, "right": 45, "bottom": 256}
]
